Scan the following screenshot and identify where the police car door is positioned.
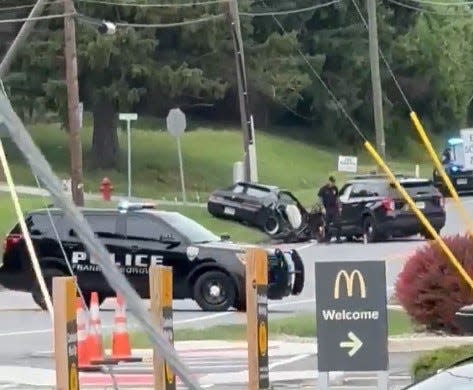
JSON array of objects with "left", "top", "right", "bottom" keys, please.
[
  {"left": 124, "top": 214, "right": 188, "bottom": 297},
  {"left": 68, "top": 212, "right": 123, "bottom": 293}
]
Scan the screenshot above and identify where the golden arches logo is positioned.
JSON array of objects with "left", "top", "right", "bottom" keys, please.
[
  {"left": 258, "top": 321, "right": 267, "bottom": 357},
  {"left": 69, "top": 363, "right": 78, "bottom": 390},
  {"left": 334, "top": 270, "right": 366, "bottom": 299}
]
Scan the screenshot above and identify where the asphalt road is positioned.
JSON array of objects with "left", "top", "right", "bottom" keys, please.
[{"left": 0, "top": 196, "right": 471, "bottom": 383}]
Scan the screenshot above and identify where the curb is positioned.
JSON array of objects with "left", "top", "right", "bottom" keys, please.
[{"left": 100, "top": 335, "right": 473, "bottom": 358}]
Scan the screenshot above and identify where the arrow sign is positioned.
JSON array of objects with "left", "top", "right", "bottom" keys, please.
[{"left": 339, "top": 331, "right": 363, "bottom": 357}]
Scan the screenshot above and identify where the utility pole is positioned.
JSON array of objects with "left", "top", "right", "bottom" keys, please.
[
  {"left": 64, "top": 0, "right": 84, "bottom": 206},
  {"left": 367, "top": 0, "right": 385, "bottom": 158},
  {"left": 227, "top": 0, "right": 258, "bottom": 182},
  {"left": 0, "top": 0, "right": 50, "bottom": 78}
]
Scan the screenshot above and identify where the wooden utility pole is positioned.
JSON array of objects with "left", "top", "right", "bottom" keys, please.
[
  {"left": 227, "top": 0, "right": 257, "bottom": 182},
  {"left": 64, "top": 0, "right": 84, "bottom": 206},
  {"left": 367, "top": 0, "right": 385, "bottom": 158}
]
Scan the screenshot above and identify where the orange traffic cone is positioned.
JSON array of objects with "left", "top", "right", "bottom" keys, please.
[
  {"left": 110, "top": 294, "right": 141, "bottom": 363},
  {"left": 87, "top": 292, "right": 105, "bottom": 365},
  {"left": 76, "top": 296, "right": 101, "bottom": 372}
]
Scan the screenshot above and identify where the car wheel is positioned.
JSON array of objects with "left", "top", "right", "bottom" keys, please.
[
  {"left": 234, "top": 297, "right": 246, "bottom": 312},
  {"left": 362, "top": 216, "right": 379, "bottom": 243},
  {"left": 31, "top": 267, "right": 66, "bottom": 310},
  {"left": 264, "top": 215, "right": 280, "bottom": 235},
  {"left": 193, "top": 270, "right": 236, "bottom": 312}
]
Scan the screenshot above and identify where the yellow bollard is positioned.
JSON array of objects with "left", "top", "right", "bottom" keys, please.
[
  {"left": 410, "top": 111, "right": 473, "bottom": 234},
  {"left": 364, "top": 140, "right": 473, "bottom": 290}
]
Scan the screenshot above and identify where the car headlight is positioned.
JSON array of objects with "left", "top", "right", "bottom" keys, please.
[{"left": 451, "top": 165, "right": 459, "bottom": 173}]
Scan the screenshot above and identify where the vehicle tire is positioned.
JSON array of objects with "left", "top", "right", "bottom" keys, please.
[
  {"left": 193, "top": 270, "right": 236, "bottom": 312},
  {"left": 31, "top": 267, "right": 66, "bottom": 310},
  {"left": 263, "top": 215, "right": 280, "bottom": 236},
  {"left": 234, "top": 297, "right": 247, "bottom": 312},
  {"left": 362, "top": 216, "right": 380, "bottom": 243}
]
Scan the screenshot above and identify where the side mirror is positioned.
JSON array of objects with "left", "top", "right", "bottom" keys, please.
[{"left": 221, "top": 233, "right": 230, "bottom": 241}]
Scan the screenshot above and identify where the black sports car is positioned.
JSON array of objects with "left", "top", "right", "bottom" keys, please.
[
  {"left": 207, "top": 181, "right": 310, "bottom": 236},
  {"left": 0, "top": 202, "right": 305, "bottom": 312}
]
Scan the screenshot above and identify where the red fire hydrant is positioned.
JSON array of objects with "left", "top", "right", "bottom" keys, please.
[{"left": 100, "top": 177, "right": 113, "bottom": 201}]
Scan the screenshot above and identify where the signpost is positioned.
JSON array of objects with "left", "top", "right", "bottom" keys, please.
[
  {"left": 119, "top": 113, "right": 138, "bottom": 199},
  {"left": 166, "top": 108, "right": 187, "bottom": 203},
  {"left": 315, "top": 260, "right": 388, "bottom": 389},
  {"left": 337, "top": 155, "right": 358, "bottom": 173}
]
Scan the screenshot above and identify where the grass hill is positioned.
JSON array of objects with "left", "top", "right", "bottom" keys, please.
[{"left": 2, "top": 121, "right": 435, "bottom": 207}]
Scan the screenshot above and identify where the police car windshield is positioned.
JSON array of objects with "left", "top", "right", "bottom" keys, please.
[{"left": 158, "top": 212, "right": 221, "bottom": 243}]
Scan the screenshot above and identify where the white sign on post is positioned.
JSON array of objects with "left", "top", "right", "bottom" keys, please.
[
  {"left": 166, "top": 108, "right": 187, "bottom": 203},
  {"left": 338, "top": 155, "right": 358, "bottom": 173},
  {"left": 460, "top": 129, "right": 473, "bottom": 170}
]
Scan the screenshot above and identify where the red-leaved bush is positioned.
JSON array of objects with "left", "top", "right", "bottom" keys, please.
[{"left": 395, "top": 234, "right": 473, "bottom": 334}]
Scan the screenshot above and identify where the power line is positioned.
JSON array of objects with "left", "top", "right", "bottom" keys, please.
[
  {"left": 260, "top": 0, "right": 368, "bottom": 142},
  {"left": 0, "top": 12, "right": 75, "bottom": 24},
  {"left": 77, "top": 0, "right": 228, "bottom": 7},
  {"left": 239, "top": 0, "right": 342, "bottom": 17},
  {"left": 0, "top": 1, "right": 62, "bottom": 12},
  {"left": 386, "top": 0, "right": 473, "bottom": 14},
  {"left": 104, "top": 13, "right": 225, "bottom": 28},
  {"left": 404, "top": 0, "right": 473, "bottom": 6}
]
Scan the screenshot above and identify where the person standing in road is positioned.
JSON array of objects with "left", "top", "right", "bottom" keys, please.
[{"left": 317, "top": 176, "right": 342, "bottom": 243}]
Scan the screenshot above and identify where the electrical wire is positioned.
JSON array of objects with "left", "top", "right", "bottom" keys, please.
[
  {"left": 110, "top": 13, "right": 224, "bottom": 28},
  {"left": 260, "top": 0, "right": 368, "bottom": 142},
  {"left": 0, "top": 1, "right": 62, "bottom": 12},
  {"left": 351, "top": 0, "right": 413, "bottom": 111},
  {"left": 77, "top": 0, "right": 228, "bottom": 7},
  {"left": 239, "top": 0, "right": 342, "bottom": 17},
  {"left": 0, "top": 12, "right": 75, "bottom": 24},
  {"left": 386, "top": 0, "right": 473, "bottom": 14}
]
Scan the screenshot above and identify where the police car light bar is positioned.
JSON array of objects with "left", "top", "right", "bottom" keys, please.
[{"left": 117, "top": 200, "right": 156, "bottom": 211}]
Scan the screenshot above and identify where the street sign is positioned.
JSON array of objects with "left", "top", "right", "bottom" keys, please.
[
  {"left": 338, "top": 155, "right": 357, "bottom": 173},
  {"left": 119, "top": 113, "right": 138, "bottom": 121},
  {"left": 166, "top": 108, "right": 186, "bottom": 138},
  {"left": 460, "top": 129, "right": 473, "bottom": 170},
  {"left": 315, "top": 260, "right": 388, "bottom": 373}
]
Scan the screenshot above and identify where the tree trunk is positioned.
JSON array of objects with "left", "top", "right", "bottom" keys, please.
[{"left": 91, "top": 99, "right": 119, "bottom": 169}]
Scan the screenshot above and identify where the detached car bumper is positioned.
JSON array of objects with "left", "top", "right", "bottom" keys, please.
[{"left": 267, "top": 249, "right": 304, "bottom": 299}]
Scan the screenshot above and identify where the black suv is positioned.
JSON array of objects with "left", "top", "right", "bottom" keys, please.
[
  {"left": 0, "top": 203, "right": 304, "bottom": 311},
  {"left": 334, "top": 175, "right": 446, "bottom": 242}
]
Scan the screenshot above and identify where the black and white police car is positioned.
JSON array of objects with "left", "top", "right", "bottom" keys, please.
[{"left": 0, "top": 202, "right": 304, "bottom": 311}]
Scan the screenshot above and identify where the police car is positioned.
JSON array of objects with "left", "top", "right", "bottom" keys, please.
[{"left": 0, "top": 202, "right": 304, "bottom": 311}]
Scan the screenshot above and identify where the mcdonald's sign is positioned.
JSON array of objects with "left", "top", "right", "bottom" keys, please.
[{"left": 334, "top": 270, "right": 366, "bottom": 299}]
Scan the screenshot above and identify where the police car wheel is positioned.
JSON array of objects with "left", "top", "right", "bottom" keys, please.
[
  {"left": 31, "top": 267, "right": 66, "bottom": 310},
  {"left": 193, "top": 271, "right": 236, "bottom": 311}
]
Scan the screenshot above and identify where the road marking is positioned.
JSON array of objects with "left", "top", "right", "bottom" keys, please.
[
  {"left": 0, "top": 298, "right": 317, "bottom": 338},
  {"left": 268, "top": 353, "right": 311, "bottom": 370}
]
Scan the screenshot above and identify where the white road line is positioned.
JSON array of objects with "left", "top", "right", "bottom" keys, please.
[
  {"left": 0, "top": 298, "right": 317, "bottom": 338},
  {"left": 268, "top": 353, "right": 311, "bottom": 370}
]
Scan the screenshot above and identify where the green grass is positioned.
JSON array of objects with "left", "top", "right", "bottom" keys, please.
[
  {"left": 2, "top": 121, "right": 436, "bottom": 207},
  {"left": 107, "top": 310, "right": 414, "bottom": 347}
]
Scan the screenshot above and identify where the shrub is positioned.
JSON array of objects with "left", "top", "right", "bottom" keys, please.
[
  {"left": 395, "top": 234, "right": 473, "bottom": 334},
  {"left": 411, "top": 344, "right": 473, "bottom": 382}
]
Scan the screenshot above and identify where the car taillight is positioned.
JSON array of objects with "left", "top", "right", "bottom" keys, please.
[
  {"left": 381, "top": 198, "right": 394, "bottom": 211},
  {"left": 209, "top": 195, "right": 224, "bottom": 202},
  {"left": 3, "top": 234, "right": 23, "bottom": 253}
]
